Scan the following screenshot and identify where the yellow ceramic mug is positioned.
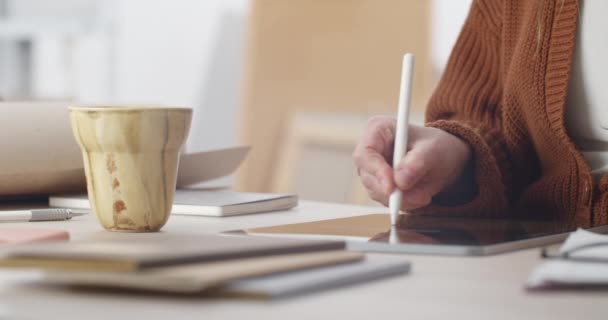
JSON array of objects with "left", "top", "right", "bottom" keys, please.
[{"left": 69, "top": 106, "right": 192, "bottom": 232}]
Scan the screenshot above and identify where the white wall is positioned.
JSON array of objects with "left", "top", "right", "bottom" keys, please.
[
  {"left": 112, "top": 0, "right": 249, "bottom": 152},
  {"left": 12, "top": 0, "right": 250, "bottom": 153},
  {"left": 111, "top": 0, "right": 470, "bottom": 152},
  {"left": 431, "top": 0, "right": 472, "bottom": 78},
  {"left": 101, "top": 0, "right": 469, "bottom": 152},
  {"left": 8, "top": 0, "right": 469, "bottom": 151},
  {"left": 1, "top": 0, "right": 102, "bottom": 99},
  {"left": 0, "top": 0, "right": 249, "bottom": 190}
]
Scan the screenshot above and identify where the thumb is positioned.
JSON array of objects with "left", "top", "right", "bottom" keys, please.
[{"left": 393, "top": 147, "right": 431, "bottom": 192}]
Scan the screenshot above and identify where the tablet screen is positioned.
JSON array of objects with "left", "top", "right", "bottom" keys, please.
[
  {"left": 246, "top": 213, "right": 580, "bottom": 247},
  {"left": 370, "top": 214, "right": 575, "bottom": 246}
]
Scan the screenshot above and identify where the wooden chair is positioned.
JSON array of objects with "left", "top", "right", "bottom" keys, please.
[
  {"left": 272, "top": 111, "right": 424, "bottom": 205},
  {"left": 237, "top": 0, "right": 433, "bottom": 204}
]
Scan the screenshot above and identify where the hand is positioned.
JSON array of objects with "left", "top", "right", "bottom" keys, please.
[{"left": 352, "top": 116, "right": 472, "bottom": 210}]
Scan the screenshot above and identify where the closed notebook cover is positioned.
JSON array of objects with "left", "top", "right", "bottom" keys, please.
[
  {"left": 42, "top": 251, "right": 364, "bottom": 293},
  {"left": 0, "top": 234, "right": 345, "bottom": 272}
]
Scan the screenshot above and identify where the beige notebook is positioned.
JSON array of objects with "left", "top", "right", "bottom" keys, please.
[
  {"left": 0, "top": 234, "right": 345, "bottom": 272},
  {"left": 42, "top": 251, "right": 364, "bottom": 293}
]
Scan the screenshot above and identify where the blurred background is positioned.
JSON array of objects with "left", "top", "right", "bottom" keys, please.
[{"left": 0, "top": 0, "right": 471, "bottom": 205}]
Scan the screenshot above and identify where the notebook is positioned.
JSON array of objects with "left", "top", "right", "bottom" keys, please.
[
  {"left": 0, "top": 234, "right": 344, "bottom": 272},
  {"left": 41, "top": 251, "right": 364, "bottom": 293},
  {"left": 221, "top": 254, "right": 411, "bottom": 299},
  {"left": 49, "top": 190, "right": 298, "bottom": 217}
]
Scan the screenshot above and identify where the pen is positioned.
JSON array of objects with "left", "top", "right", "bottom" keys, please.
[
  {"left": 0, "top": 208, "right": 85, "bottom": 222},
  {"left": 389, "top": 53, "right": 415, "bottom": 226}
]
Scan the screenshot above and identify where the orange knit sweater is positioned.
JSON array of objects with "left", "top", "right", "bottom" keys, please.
[{"left": 422, "top": 0, "right": 607, "bottom": 227}]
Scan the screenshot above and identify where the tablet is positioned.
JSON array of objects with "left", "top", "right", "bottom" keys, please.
[{"left": 244, "top": 214, "right": 608, "bottom": 256}]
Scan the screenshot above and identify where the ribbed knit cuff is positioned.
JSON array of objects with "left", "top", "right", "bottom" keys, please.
[{"left": 414, "top": 119, "right": 511, "bottom": 218}]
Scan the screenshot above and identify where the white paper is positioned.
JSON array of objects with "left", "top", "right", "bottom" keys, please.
[
  {"left": 527, "top": 260, "right": 608, "bottom": 288},
  {"left": 526, "top": 229, "right": 608, "bottom": 289},
  {"left": 176, "top": 147, "right": 250, "bottom": 187},
  {"left": 0, "top": 102, "right": 249, "bottom": 197},
  {"left": 559, "top": 228, "right": 608, "bottom": 257}
]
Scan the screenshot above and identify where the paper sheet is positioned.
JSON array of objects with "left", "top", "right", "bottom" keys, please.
[
  {"left": 558, "top": 228, "right": 608, "bottom": 257},
  {"left": 526, "top": 229, "right": 608, "bottom": 289},
  {"left": 0, "top": 102, "right": 249, "bottom": 197}
]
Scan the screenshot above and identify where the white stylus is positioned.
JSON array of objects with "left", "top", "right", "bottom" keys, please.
[{"left": 389, "top": 53, "right": 414, "bottom": 226}]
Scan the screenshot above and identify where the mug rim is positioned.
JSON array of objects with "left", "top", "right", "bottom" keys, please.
[{"left": 68, "top": 105, "right": 192, "bottom": 112}]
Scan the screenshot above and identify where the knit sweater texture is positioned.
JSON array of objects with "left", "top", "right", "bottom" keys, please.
[{"left": 422, "top": 0, "right": 607, "bottom": 227}]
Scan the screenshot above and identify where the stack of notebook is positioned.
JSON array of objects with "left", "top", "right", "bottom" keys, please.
[{"left": 0, "top": 233, "right": 410, "bottom": 298}]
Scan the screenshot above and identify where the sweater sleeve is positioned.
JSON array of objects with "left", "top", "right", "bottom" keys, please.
[{"left": 417, "top": 0, "right": 512, "bottom": 218}]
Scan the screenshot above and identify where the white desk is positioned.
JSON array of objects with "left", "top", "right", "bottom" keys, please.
[{"left": 0, "top": 200, "right": 606, "bottom": 320}]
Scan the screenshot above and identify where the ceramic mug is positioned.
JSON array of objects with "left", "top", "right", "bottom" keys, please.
[{"left": 69, "top": 105, "right": 192, "bottom": 232}]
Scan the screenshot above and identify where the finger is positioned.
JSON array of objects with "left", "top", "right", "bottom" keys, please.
[
  {"left": 353, "top": 117, "right": 398, "bottom": 186},
  {"left": 359, "top": 170, "right": 381, "bottom": 193},
  {"left": 353, "top": 117, "right": 395, "bottom": 161},
  {"left": 360, "top": 171, "right": 390, "bottom": 205},
  {"left": 353, "top": 147, "right": 395, "bottom": 191},
  {"left": 363, "top": 116, "right": 396, "bottom": 151},
  {"left": 400, "top": 199, "right": 430, "bottom": 211},
  {"left": 400, "top": 186, "right": 433, "bottom": 210},
  {"left": 394, "top": 147, "right": 431, "bottom": 192},
  {"left": 357, "top": 152, "right": 394, "bottom": 190}
]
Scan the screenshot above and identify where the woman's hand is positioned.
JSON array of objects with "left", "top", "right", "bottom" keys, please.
[{"left": 352, "top": 116, "right": 472, "bottom": 210}]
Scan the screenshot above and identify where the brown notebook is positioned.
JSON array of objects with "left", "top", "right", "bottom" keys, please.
[
  {"left": 42, "top": 251, "right": 364, "bottom": 293},
  {"left": 0, "top": 234, "right": 345, "bottom": 272}
]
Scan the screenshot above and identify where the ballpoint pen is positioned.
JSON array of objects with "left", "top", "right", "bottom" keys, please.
[
  {"left": 0, "top": 208, "right": 85, "bottom": 222},
  {"left": 389, "top": 53, "right": 415, "bottom": 226}
]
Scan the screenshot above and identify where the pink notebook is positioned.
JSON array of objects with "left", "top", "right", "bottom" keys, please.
[{"left": 0, "top": 228, "right": 69, "bottom": 245}]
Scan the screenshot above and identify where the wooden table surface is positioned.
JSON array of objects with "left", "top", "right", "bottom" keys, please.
[{"left": 0, "top": 200, "right": 606, "bottom": 320}]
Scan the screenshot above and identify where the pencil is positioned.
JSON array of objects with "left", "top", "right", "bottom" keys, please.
[{"left": 389, "top": 53, "right": 414, "bottom": 226}]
